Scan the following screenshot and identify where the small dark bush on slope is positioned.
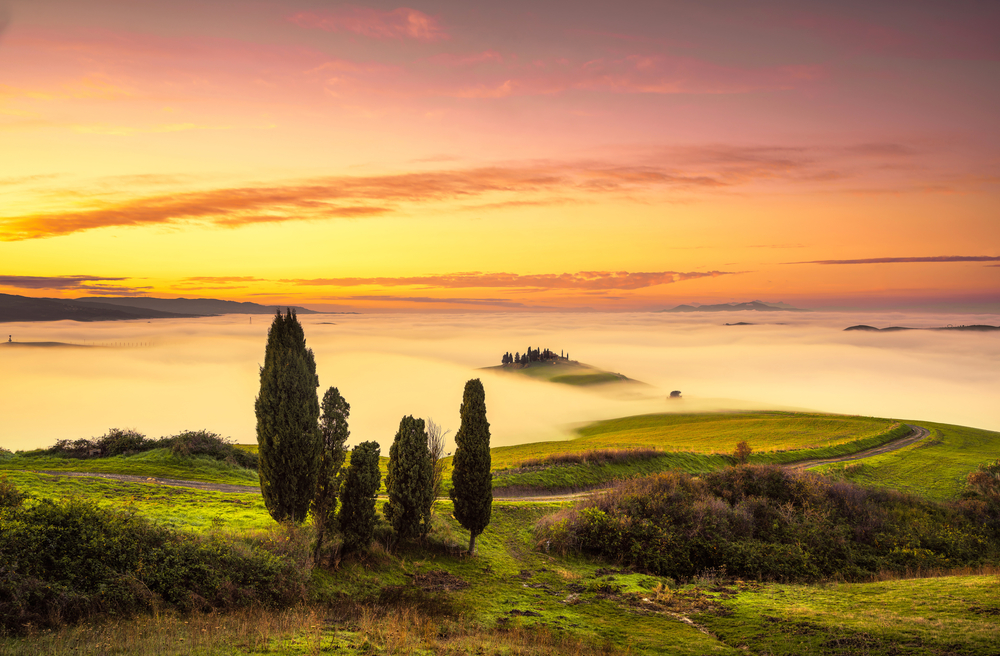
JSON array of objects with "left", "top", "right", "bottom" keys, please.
[
  {"left": 0, "top": 486, "right": 307, "bottom": 636},
  {"left": 536, "top": 465, "right": 1000, "bottom": 582}
]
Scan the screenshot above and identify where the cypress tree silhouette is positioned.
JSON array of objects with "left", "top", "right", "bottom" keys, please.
[
  {"left": 255, "top": 309, "right": 321, "bottom": 523},
  {"left": 450, "top": 378, "right": 492, "bottom": 554},
  {"left": 385, "top": 415, "right": 434, "bottom": 542},
  {"left": 338, "top": 441, "right": 381, "bottom": 553},
  {"left": 312, "top": 386, "right": 350, "bottom": 558}
]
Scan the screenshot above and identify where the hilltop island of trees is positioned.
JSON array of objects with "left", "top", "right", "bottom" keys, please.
[{"left": 500, "top": 347, "right": 569, "bottom": 366}]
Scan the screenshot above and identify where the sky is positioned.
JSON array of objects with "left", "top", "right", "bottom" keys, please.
[{"left": 1, "top": 0, "right": 999, "bottom": 312}]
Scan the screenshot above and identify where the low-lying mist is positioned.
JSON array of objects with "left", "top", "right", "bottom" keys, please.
[{"left": 2, "top": 310, "right": 998, "bottom": 453}]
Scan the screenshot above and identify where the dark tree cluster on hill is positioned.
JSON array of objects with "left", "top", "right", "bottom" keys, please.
[
  {"left": 254, "top": 310, "right": 493, "bottom": 558},
  {"left": 501, "top": 347, "right": 567, "bottom": 365}
]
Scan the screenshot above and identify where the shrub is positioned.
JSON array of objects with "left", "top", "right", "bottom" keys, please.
[
  {"left": 535, "top": 466, "right": 999, "bottom": 582},
  {"left": 0, "top": 496, "right": 308, "bottom": 635},
  {"left": 0, "top": 477, "right": 27, "bottom": 509},
  {"left": 168, "top": 430, "right": 258, "bottom": 470},
  {"left": 733, "top": 440, "right": 752, "bottom": 465},
  {"left": 96, "top": 428, "right": 151, "bottom": 456}
]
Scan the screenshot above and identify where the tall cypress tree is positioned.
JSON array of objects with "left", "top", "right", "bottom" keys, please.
[
  {"left": 450, "top": 378, "right": 492, "bottom": 554},
  {"left": 312, "top": 386, "right": 350, "bottom": 558},
  {"left": 255, "top": 309, "right": 321, "bottom": 524},
  {"left": 384, "top": 415, "right": 434, "bottom": 543},
  {"left": 338, "top": 441, "right": 381, "bottom": 554}
]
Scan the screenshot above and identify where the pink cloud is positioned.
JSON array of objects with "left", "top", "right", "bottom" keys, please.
[{"left": 289, "top": 6, "right": 447, "bottom": 42}]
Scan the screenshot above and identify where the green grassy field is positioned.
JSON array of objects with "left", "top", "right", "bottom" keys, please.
[
  {"left": 815, "top": 420, "right": 1000, "bottom": 501},
  {"left": 490, "top": 412, "right": 910, "bottom": 494},
  {"left": 4, "top": 405, "right": 1000, "bottom": 655},
  {"left": 0, "top": 448, "right": 259, "bottom": 486},
  {"left": 3, "top": 467, "right": 998, "bottom": 655}
]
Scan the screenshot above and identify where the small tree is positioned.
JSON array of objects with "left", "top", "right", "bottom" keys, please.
[
  {"left": 734, "top": 440, "right": 752, "bottom": 465},
  {"left": 338, "top": 441, "right": 381, "bottom": 554},
  {"left": 313, "top": 387, "right": 350, "bottom": 559},
  {"left": 384, "top": 416, "right": 434, "bottom": 542},
  {"left": 255, "top": 309, "right": 322, "bottom": 524},
  {"left": 450, "top": 379, "right": 492, "bottom": 555},
  {"left": 426, "top": 418, "right": 451, "bottom": 502}
]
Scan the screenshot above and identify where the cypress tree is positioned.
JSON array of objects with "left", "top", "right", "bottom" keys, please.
[
  {"left": 312, "top": 386, "right": 350, "bottom": 559},
  {"left": 450, "top": 378, "right": 492, "bottom": 554},
  {"left": 384, "top": 415, "right": 434, "bottom": 542},
  {"left": 338, "top": 441, "right": 381, "bottom": 554},
  {"left": 255, "top": 309, "right": 321, "bottom": 524}
]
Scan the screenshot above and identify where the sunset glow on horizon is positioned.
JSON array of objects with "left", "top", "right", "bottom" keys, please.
[{"left": 2, "top": 0, "right": 998, "bottom": 312}]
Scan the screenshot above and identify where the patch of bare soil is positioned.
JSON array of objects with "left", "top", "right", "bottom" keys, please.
[{"left": 411, "top": 570, "right": 469, "bottom": 593}]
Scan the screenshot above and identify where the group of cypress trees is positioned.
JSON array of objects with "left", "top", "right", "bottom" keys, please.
[
  {"left": 501, "top": 347, "right": 565, "bottom": 365},
  {"left": 255, "top": 310, "right": 492, "bottom": 556}
]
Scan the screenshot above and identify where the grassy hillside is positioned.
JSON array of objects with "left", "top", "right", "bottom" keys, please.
[
  {"left": 0, "top": 449, "right": 259, "bottom": 485},
  {"left": 3, "top": 469, "right": 998, "bottom": 655},
  {"left": 0, "top": 448, "right": 259, "bottom": 486},
  {"left": 815, "top": 420, "right": 1000, "bottom": 500},
  {"left": 491, "top": 412, "right": 911, "bottom": 495}
]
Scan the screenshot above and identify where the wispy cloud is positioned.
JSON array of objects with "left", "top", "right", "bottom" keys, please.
[
  {"left": 0, "top": 274, "right": 151, "bottom": 295},
  {"left": 289, "top": 7, "right": 447, "bottom": 42},
  {"left": 790, "top": 256, "right": 1000, "bottom": 265},
  {"left": 282, "top": 270, "right": 737, "bottom": 291},
  {"left": 0, "top": 274, "right": 128, "bottom": 289},
  {"left": 0, "top": 153, "right": 811, "bottom": 240},
  {"left": 331, "top": 295, "right": 531, "bottom": 308}
]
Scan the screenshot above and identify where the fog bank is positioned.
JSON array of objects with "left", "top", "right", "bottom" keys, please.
[{"left": 1, "top": 310, "right": 998, "bottom": 452}]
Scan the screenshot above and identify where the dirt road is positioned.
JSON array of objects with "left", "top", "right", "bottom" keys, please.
[{"left": 784, "top": 424, "right": 930, "bottom": 470}]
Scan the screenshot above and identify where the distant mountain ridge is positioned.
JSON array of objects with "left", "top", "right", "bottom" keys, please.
[
  {"left": 845, "top": 324, "right": 1000, "bottom": 332},
  {"left": 75, "top": 297, "right": 318, "bottom": 316},
  {"left": 0, "top": 293, "right": 320, "bottom": 323},
  {"left": 660, "top": 300, "right": 809, "bottom": 313}
]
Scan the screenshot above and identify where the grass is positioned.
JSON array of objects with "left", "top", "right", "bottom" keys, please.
[
  {"left": 491, "top": 412, "right": 907, "bottom": 495},
  {"left": 4, "top": 413, "right": 1000, "bottom": 656},
  {"left": 815, "top": 420, "right": 1000, "bottom": 501},
  {"left": 0, "top": 447, "right": 259, "bottom": 486},
  {"left": 0, "top": 470, "right": 271, "bottom": 531},
  {"left": 695, "top": 573, "right": 1000, "bottom": 655}
]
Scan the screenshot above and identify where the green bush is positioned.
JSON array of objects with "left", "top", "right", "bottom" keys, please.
[
  {"left": 168, "top": 430, "right": 258, "bottom": 470},
  {"left": 0, "top": 476, "right": 26, "bottom": 508},
  {"left": 0, "top": 490, "right": 307, "bottom": 635},
  {"left": 536, "top": 466, "right": 1000, "bottom": 582}
]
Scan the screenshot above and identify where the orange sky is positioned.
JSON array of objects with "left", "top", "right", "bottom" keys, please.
[{"left": 1, "top": 0, "right": 998, "bottom": 311}]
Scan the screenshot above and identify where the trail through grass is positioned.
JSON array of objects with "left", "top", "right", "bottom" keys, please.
[
  {"left": 815, "top": 420, "right": 1000, "bottom": 500},
  {"left": 0, "top": 448, "right": 259, "bottom": 486}
]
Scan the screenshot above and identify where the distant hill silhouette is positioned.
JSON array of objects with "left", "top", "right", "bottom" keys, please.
[
  {"left": 75, "top": 297, "right": 319, "bottom": 316},
  {"left": 845, "top": 324, "right": 999, "bottom": 332},
  {"left": 661, "top": 300, "right": 808, "bottom": 313},
  {"left": 0, "top": 293, "right": 321, "bottom": 323}
]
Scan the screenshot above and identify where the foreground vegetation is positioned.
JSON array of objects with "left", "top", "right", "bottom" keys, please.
[
  {"left": 3, "top": 405, "right": 1000, "bottom": 653},
  {"left": 537, "top": 465, "right": 1000, "bottom": 581},
  {"left": 3, "top": 467, "right": 999, "bottom": 654}
]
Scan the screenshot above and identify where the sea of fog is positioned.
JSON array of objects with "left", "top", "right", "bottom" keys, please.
[{"left": 1, "top": 311, "right": 999, "bottom": 453}]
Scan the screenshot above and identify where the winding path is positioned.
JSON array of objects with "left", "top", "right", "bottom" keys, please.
[{"left": 15, "top": 424, "right": 932, "bottom": 500}]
